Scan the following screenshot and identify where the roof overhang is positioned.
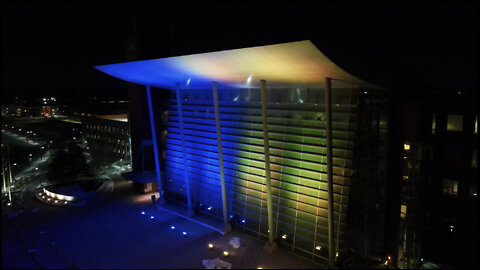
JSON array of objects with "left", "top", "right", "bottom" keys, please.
[{"left": 94, "top": 40, "right": 383, "bottom": 90}]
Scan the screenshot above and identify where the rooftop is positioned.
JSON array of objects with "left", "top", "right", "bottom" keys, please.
[{"left": 95, "top": 40, "right": 383, "bottom": 90}]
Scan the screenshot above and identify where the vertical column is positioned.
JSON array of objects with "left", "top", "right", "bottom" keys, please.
[
  {"left": 2, "top": 162, "right": 6, "bottom": 194},
  {"left": 175, "top": 84, "right": 194, "bottom": 217},
  {"left": 146, "top": 85, "right": 165, "bottom": 204},
  {"left": 325, "top": 77, "right": 335, "bottom": 268},
  {"left": 212, "top": 81, "right": 232, "bottom": 234},
  {"left": 260, "top": 80, "right": 277, "bottom": 252},
  {"left": 7, "top": 146, "right": 12, "bottom": 203}
]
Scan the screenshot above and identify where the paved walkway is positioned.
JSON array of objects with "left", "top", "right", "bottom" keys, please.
[{"left": 2, "top": 178, "right": 324, "bottom": 269}]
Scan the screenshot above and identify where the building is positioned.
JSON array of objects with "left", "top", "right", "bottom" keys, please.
[
  {"left": 81, "top": 114, "right": 131, "bottom": 165},
  {"left": 94, "top": 40, "right": 394, "bottom": 266},
  {"left": 395, "top": 89, "right": 477, "bottom": 269}
]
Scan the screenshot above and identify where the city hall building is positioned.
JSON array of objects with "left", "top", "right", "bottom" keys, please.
[{"left": 95, "top": 40, "right": 392, "bottom": 266}]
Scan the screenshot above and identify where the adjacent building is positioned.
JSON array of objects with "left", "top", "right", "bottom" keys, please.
[{"left": 395, "top": 89, "right": 477, "bottom": 269}]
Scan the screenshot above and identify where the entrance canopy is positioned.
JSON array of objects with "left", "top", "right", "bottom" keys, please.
[{"left": 94, "top": 40, "right": 381, "bottom": 90}]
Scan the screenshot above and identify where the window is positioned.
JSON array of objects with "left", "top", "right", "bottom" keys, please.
[
  {"left": 443, "top": 179, "right": 458, "bottom": 196},
  {"left": 400, "top": 204, "right": 407, "bottom": 220},
  {"left": 432, "top": 114, "right": 436, "bottom": 134},
  {"left": 475, "top": 116, "right": 477, "bottom": 134},
  {"left": 404, "top": 143, "right": 410, "bottom": 151},
  {"left": 447, "top": 115, "right": 463, "bottom": 132}
]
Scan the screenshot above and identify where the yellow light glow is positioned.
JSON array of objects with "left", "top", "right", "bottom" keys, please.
[
  {"left": 208, "top": 244, "right": 214, "bottom": 249},
  {"left": 404, "top": 144, "right": 410, "bottom": 150},
  {"left": 223, "top": 251, "right": 229, "bottom": 256},
  {"left": 316, "top": 246, "right": 321, "bottom": 250},
  {"left": 282, "top": 234, "right": 287, "bottom": 239}
]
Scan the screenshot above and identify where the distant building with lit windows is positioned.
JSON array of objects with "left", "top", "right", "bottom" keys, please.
[
  {"left": 82, "top": 114, "right": 131, "bottom": 165},
  {"left": 94, "top": 40, "right": 398, "bottom": 267}
]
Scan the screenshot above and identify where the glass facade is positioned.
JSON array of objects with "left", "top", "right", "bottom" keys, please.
[{"left": 156, "top": 82, "right": 386, "bottom": 263}]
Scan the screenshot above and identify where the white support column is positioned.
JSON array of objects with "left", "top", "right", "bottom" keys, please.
[
  {"left": 2, "top": 161, "right": 6, "bottom": 195},
  {"left": 7, "top": 146, "right": 12, "bottom": 203},
  {"left": 175, "top": 84, "right": 194, "bottom": 217},
  {"left": 260, "top": 80, "right": 278, "bottom": 252},
  {"left": 325, "top": 77, "right": 336, "bottom": 268},
  {"left": 212, "top": 81, "right": 232, "bottom": 234},
  {"left": 146, "top": 85, "right": 165, "bottom": 204}
]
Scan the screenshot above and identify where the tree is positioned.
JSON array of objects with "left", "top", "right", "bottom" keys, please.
[{"left": 46, "top": 142, "right": 91, "bottom": 183}]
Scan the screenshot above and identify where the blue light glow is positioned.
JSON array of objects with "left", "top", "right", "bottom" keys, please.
[
  {"left": 150, "top": 216, "right": 155, "bottom": 220},
  {"left": 170, "top": 226, "right": 176, "bottom": 230},
  {"left": 207, "top": 206, "right": 212, "bottom": 211},
  {"left": 182, "top": 231, "right": 187, "bottom": 236},
  {"left": 241, "top": 219, "right": 245, "bottom": 223},
  {"left": 141, "top": 211, "right": 145, "bottom": 215}
]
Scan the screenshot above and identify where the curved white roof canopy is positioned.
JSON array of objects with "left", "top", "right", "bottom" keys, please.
[{"left": 94, "top": 40, "right": 382, "bottom": 90}]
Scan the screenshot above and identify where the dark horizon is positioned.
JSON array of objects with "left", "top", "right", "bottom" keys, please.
[{"left": 1, "top": 2, "right": 478, "bottom": 102}]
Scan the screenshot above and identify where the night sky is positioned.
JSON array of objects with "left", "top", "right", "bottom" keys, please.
[{"left": 1, "top": 2, "right": 477, "bottom": 102}]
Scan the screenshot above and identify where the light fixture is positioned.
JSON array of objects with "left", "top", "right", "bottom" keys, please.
[
  {"left": 223, "top": 251, "right": 229, "bottom": 257},
  {"left": 241, "top": 219, "right": 245, "bottom": 223},
  {"left": 170, "top": 226, "right": 176, "bottom": 230},
  {"left": 141, "top": 211, "right": 145, "bottom": 215},
  {"left": 150, "top": 215, "right": 155, "bottom": 220},
  {"left": 182, "top": 232, "right": 187, "bottom": 236},
  {"left": 207, "top": 206, "right": 212, "bottom": 211},
  {"left": 208, "top": 243, "right": 214, "bottom": 249},
  {"left": 257, "top": 267, "right": 262, "bottom": 269},
  {"left": 316, "top": 246, "right": 321, "bottom": 251},
  {"left": 282, "top": 234, "right": 287, "bottom": 239}
]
